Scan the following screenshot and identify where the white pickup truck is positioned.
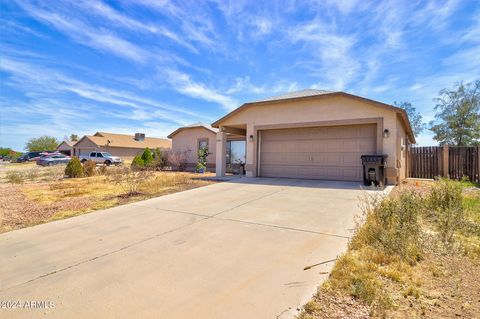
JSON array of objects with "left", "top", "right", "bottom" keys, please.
[{"left": 79, "top": 152, "right": 122, "bottom": 166}]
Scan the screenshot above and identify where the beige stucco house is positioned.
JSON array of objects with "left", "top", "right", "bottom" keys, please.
[
  {"left": 210, "top": 89, "right": 414, "bottom": 185},
  {"left": 56, "top": 140, "right": 74, "bottom": 156},
  {"left": 73, "top": 132, "right": 171, "bottom": 159},
  {"left": 167, "top": 123, "right": 246, "bottom": 172}
]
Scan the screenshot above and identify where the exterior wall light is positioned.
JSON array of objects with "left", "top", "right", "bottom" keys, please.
[
  {"left": 249, "top": 134, "right": 254, "bottom": 142},
  {"left": 383, "top": 129, "right": 390, "bottom": 138}
]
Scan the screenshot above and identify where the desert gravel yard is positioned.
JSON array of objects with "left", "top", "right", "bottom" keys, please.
[{"left": 0, "top": 177, "right": 378, "bottom": 319}]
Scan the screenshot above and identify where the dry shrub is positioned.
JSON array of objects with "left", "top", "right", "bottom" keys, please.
[
  {"left": 6, "top": 171, "right": 24, "bottom": 183},
  {"left": 322, "top": 190, "right": 423, "bottom": 316},
  {"left": 83, "top": 160, "right": 97, "bottom": 177},
  {"left": 39, "top": 166, "right": 64, "bottom": 181},
  {"left": 352, "top": 190, "right": 423, "bottom": 264},
  {"left": 108, "top": 167, "right": 150, "bottom": 197},
  {"left": 24, "top": 169, "right": 39, "bottom": 180},
  {"left": 426, "top": 179, "right": 465, "bottom": 243},
  {"left": 98, "top": 165, "right": 107, "bottom": 175},
  {"left": 168, "top": 151, "right": 188, "bottom": 171}
]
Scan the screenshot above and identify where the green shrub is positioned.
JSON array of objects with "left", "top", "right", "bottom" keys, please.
[
  {"left": 426, "top": 179, "right": 464, "bottom": 243},
  {"left": 131, "top": 154, "right": 144, "bottom": 171},
  {"left": 65, "top": 157, "right": 84, "bottom": 178},
  {"left": 197, "top": 146, "right": 208, "bottom": 173},
  {"left": 352, "top": 191, "right": 423, "bottom": 264},
  {"left": 196, "top": 162, "right": 206, "bottom": 172},
  {"left": 141, "top": 148, "right": 154, "bottom": 167},
  {"left": 83, "top": 160, "right": 97, "bottom": 177},
  {"left": 152, "top": 147, "right": 167, "bottom": 169}
]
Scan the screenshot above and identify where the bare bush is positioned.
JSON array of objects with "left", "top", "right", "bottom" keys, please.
[
  {"left": 83, "top": 160, "right": 97, "bottom": 177},
  {"left": 168, "top": 151, "right": 188, "bottom": 171},
  {"left": 108, "top": 167, "right": 150, "bottom": 197}
]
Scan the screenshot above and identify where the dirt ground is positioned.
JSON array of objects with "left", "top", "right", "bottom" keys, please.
[{"left": 0, "top": 163, "right": 216, "bottom": 233}]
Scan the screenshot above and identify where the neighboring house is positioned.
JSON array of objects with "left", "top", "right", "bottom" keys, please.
[
  {"left": 211, "top": 89, "right": 415, "bottom": 184},
  {"left": 56, "top": 140, "right": 73, "bottom": 156},
  {"left": 167, "top": 123, "right": 245, "bottom": 172},
  {"left": 73, "top": 132, "right": 171, "bottom": 158}
]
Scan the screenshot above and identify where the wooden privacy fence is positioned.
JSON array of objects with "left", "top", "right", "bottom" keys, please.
[{"left": 407, "top": 145, "right": 480, "bottom": 182}]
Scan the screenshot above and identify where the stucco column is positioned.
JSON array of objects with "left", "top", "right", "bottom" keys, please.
[
  {"left": 215, "top": 131, "right": 227, "bottom": 177},
  {"left": 244, "top": 124, "right": 256, "bottom": 177}
]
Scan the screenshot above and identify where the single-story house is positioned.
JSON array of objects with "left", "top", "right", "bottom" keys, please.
[
  {"left": 56, "top": 140, "right": 74, "bottom": 156},
  {"left": 210, "top": 89, "right": 415, "bottom": 184},
  {"left": 73, "top": 132, "right": 171, "bottom": 158},
  {"left": 167, "top": 123, "right": 246, "bottom": 172}
]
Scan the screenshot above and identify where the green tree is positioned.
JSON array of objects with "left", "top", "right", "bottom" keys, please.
[
  {"left": 65, "top": 157, "right": 84, "bottom": 178},
  {"left": 26, "top": 135, "right": 59, "bottom": 151},
  {"left": 69, "top": 134, "right": 79, "bottom": 142},
  {"left": 0, "top": 148, "right": 12, "bottom": 157},
  {"left": 430, "top": 81, "right": 480, "bottom": 146},
  {"left": 131, "top": 154, "right": 145, "bottom": 170},
  {"left": 141, "top": 148, "right": 154, "bottom": 166},
  {"left": 394, "top": 101, "right": 425, "bottom": 139}
]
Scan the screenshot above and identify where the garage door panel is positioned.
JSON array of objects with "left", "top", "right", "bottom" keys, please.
[
  {"left": 260, "top": 124, "right": 376, "bottom": 181},
  {"left": 296, "top": 141, "right": 312, "bottom": 152},
  {"left": 346, "top": 154, "right": 364, "bottom": 166}
]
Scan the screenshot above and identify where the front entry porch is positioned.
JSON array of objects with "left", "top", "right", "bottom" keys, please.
[{"left": 216, "top": 125, "right": 247, "bottom": 177}]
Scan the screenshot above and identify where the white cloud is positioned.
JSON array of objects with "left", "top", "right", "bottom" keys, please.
[
  {"left": 163, "top": 68, "right": 239, "bottom": 110},
  {"left": 15, "top": 0, "right": 149, "bottom": 63},
  {"left": 411, "top": 0, "right": 460, "bottom": 31},
  {"left": 130, "top": 0, "right": 218, "bottom": 50},
  {"left": 0, "top": 57, "right": 210, "bottom": 126},
  {"left": 323, "top": 0, "right": 360, "bottom": 15},
  {"left": 288, "top": 21, "right": 360, "bottom": 90},
  {"left": 74, "top": 0, "right": 198, "bottom": 53}
]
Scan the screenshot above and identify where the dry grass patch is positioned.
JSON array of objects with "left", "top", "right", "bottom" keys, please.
[
  {"left": 1, "top": 169, "right": 215, "bottom": 233},
  {"left": 298, "top": 179, "right": 480, "bottom": 319}
]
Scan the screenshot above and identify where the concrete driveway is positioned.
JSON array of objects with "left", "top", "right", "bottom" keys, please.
[{"left": 0, "top": 178, "right": 385, "bottom": 318}]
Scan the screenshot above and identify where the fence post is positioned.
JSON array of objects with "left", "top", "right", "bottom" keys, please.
[
  {"left": 477, "top": 146, "right": 480, "bottom": 182},
  {"left": 443, "top": 144, "right": 449, "bottom": 178}
]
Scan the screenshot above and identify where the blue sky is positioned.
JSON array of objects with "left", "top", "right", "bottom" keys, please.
[{"left": 1, "top": 0, "right": 479, "bottom": 150}]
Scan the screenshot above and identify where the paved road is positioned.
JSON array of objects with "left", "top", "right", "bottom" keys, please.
[{"left": 0, "top": 178, "right": 385, "bottom": 318}]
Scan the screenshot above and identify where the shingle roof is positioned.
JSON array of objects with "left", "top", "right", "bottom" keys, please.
[
  {"left": 78, "top": 132, "right": 171, "bottom": 149},
  {"left": 253, "top": 89, "right": 335, "bottom": 103},
  {"left": 167, "top": 123, "right": 218, "bottom": 138}
]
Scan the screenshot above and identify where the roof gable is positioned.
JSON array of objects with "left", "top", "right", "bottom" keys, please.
[
  {"left": 212, "top": 90, "right": 415, "bottom": 143},
  {"left": 167, "top": 123, "right": 218, "bottom": 138}
]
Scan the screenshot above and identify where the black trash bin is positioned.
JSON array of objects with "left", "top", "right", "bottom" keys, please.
[{"left": 360, "top": 155, "right": 388, "bottom": 187}]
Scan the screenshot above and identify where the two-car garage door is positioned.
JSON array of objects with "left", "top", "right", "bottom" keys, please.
[{"left": 259, "top": 124, "right": 377, "bottom": 181}]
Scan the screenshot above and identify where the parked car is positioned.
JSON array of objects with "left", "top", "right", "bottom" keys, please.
[
  {"left": 79, "top": 152, "right": 122, "bottom": 166},
  {"left": 37, "top": 154, "right": 71, "bottom": 166},
  {"left": 17, "top": 151, "right": 43, "bottom": 162}
]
